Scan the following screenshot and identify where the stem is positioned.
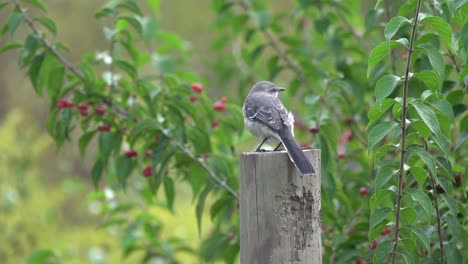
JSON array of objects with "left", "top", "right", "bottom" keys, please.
[
  {"left": 391, "top": 1, "right": 422, "bottom": 263},
  {"left": 236, "top": 0, "right": 313, "bottom": 90},
  {"left": 424, "top": 143, "right": 445, "bottom": 263},
  {"left": 11, "top": 0, "right": 129, "bottom": 118}
]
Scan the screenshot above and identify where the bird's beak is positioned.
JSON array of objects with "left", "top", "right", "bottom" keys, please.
[{"left": 277, "top": 87, "right": 285, "bottom": 92}]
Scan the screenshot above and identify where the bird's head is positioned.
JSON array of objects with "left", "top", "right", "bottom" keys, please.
[{"left": 250, "top": 81, "right": 285, "bottom": 97}]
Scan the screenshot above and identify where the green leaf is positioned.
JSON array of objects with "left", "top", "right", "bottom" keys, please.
[
  {"left": 116, "top": 156, "right": 133, "bottom": 189},
  {"left": 78, "top": 131, "right": 95, "bottom": 158},
  {"left": 46, "top": 65, "right": 64, "bottom": 101},
  {"left": 7, "top": 12, "right": 25, "bottom": 35},
  {"left": 367, "top": 39, "right": 408, "bottom": 77},
  {"left": 370, "top": 189, "right": 395, "bottom": 213},
  {"left": 27, "top": 249, "right": 56, "bottom": 264},
  {"left": 430, "top": 99, "right": 454, "bottom": 122},
  {"left": 375, "top": 75, "right": 401, "bottom": 103},
  {"left": 249, "top": 44, "right": 265, "bottom": 64},
  {"left": 373, "top": 240, "right": 393, "bottom": 264},
  {"left": 462, "top": 23, "right": 468, "bottom": 54},
  {"left": 413, "top": 70, "right": 439, "bottom": 91},
  {"left": 34, "top": 17, "right": 57, "bottom": 35},
  {"left": 249, "top": 10, "right": 271, "bottom": 29},
  {"left": 0, "top": 42, "right": 23, "bottom": 53},
  {"left": 402, "top": 225, "right": 430, "bottom": 251},
  {"left": 411, "top": 101, "right": 449, "bottom": 155},
  {"left": 400, "top": 252, "right": 415, "bottom": 264},
  {"left": 196, "top": 187, "right": 210, "bottom": 235},
  {"left": 115, "top": 59, "right": 137, "bottom": 79},
  {"left": 163, "top": 176, "right": 175, "bottom": 211},
  {"left": 368, "top": 99, "right": 396, "bottom": 128},
  {"left": 418, "top": 44, "right": 445, "bottom": 89},
  {"left": 400, "top": 207, "right": 418, "bottom": 225},
  {"left": 376, "top": 167, "right": 397, "bottom": 189},
  {"left": 91, "top": 158, "right": 104, "bottom": 189},
  {"left": 23, "top": 0, "right": 47, "bottom": 12},
  {"left": 409, "top": 166, "right": 428, "bottom": 188},
  {"left": 98, "top": 132, "right": 114, "bottom": 158},
  {"left": 441, "top": 193, "right": 458, "bottom": 215},
  {"left": 368, "top": 121, "right": 399, "bottom": 151},
  {"left": 116, "top": 1, "right": 143, "bottom": 15},
  {"left": 384, "top": 16, "right": 411, "bottom": 43},
  {"left": 0, "top": 2, "right": 9, "bottom": 11},
  {"left": 406, "top": 188, "right": 432, "bottom": 221},
  {"left": 369, "top": 207, "right": 392, "bottom": 230},
  {"left": 421, "top": 16, "right": 455, "bottom": 52},
  {"left": 407, "top": 146, "right": 436, "bottom": 177}
]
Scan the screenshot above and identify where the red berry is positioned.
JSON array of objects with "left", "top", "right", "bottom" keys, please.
[
  {"left": 143, "top": 165, "right": 153, "bottom": 177},
  {"left": 77, "top": 103, "right": 89, "bottom": 111},
  {"left": 380, "top": 228, "right": 391, "bottom": 236},
  {"left": 454, "top": 172, "right": 462, "bottom": 187},
  {"left": 359, "top": 187, "right": 369, "bottom": 196},
  {"left": 98, "top": 124, "right": 111, "bottom": 132},
  {"left": 124, "top": 149, "right": 138, "bottom": 158},
  {"left": 212, "top": 120, "right": 220, "bottom": 128},
  {"left": 308, "top": 127, "right": 320, "bottom": 133},
  {"left": 189, "top": 95, "right": 198, "bottom": 103},
  {"left": 57, "top": 98, "right": 74, "bottom": 109},
  {"left": 95, "top": 106, "right": 106, "bottom": 115},
  {"left": 338, "top": 152, "right": 346, "bottom": 159},
  {"left": 345, "top": 117, "right": 353, "bottom": 126},
  {"left": 213, "top": 101, "right": 225, "bottom": 112},
  {"left": 220, "top": 96, "right": 228, "bottom": 104},
  {"left": 371, "top": 240, "right": 377, "bottom": 249},
  {"left": 356, "top": 258, "right": 366, "bottom": 264},
  {"left": 145, "top": 149, "right": 153, "bottom": 157},
  {"left": 191, "top": 83, "right": 203, "bottom": 93},
  {"left": 154, "top": 135, "right": 160, "bottom": 142},
  {"left": 80, "top": 109, "right": 88, "bottom": 117}
]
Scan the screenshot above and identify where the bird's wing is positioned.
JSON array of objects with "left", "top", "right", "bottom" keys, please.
[{"left": 244, "top": 96, "right": 290, "bottom": 131}]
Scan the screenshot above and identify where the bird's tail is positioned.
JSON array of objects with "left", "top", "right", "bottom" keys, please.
[{"left": 280, "top": 129, "right": 315, "bottom": 175}]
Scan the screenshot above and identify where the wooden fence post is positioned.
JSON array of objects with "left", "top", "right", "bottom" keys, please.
[{"left": 240, "top": 149, "right": 321, "bottom": 264}]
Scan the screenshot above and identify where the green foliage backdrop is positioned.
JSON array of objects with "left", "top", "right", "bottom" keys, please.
[{"left": 0, "top": 0, "right": 466, "bottom": 263}]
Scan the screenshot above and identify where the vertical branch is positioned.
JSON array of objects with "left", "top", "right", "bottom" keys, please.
[
  {"left": 391, "top": 0, "right": 422, "bottom": 263},
  {"left": 424, "top": 143, "right": 445, "bottom": 263}
]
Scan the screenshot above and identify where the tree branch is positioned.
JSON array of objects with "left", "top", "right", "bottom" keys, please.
[
  {"left": 392, "top": 1, "right": 422, "bottom": 263},
  {"left": 236, "top": 0, "right": 313, "bottom": 90}
]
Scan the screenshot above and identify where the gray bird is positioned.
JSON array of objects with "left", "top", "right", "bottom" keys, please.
[{"left": 243, "top": 81, "right": 315, "bottom": 175}]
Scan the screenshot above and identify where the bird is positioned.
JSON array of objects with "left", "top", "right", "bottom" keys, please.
[{"left": 243, "top": 81, "right": 315, "bottom": 175}]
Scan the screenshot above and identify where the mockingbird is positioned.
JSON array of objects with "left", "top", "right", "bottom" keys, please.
[{"left": 243, "top": 81, "right": 315, "bottom": 175}]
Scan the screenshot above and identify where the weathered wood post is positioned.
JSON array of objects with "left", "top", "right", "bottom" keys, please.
[{"left": 240, "top": 149, "right": 321, "bottom": 264}]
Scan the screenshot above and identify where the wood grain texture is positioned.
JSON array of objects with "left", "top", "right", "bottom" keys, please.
[{"left": 240, "top": 149, "right": 321, "bottom": 264}]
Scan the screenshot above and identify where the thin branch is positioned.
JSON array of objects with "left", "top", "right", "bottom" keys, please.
[
  {"left": 11, "top": 0, "right": 129, "bottom": 118},
  {"left": 392, "top": 1, "right": 422, "bottom": 263},
  {"left": 427, "top": 0, "right": 461, "bottom": 73},
  {"left": 236, "top": 0, "right": 313, "bottom": 90},
  {"left": 159, "top": 128, "right": 239, "bottom": 199}
]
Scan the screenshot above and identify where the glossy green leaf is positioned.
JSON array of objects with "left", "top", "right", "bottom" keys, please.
[
  {"left": 430, "top": 99, "right": 455, "bottom": 122},
  {"left": 373, "top": 240, "right": 393, "bottom": 264},
  {"left": 413, "top": 70, "right": 439, "bottom": 91},
  {"left": 369, "top": 207, "right": 392, "bottom": 230},
  {"left": 116, "top": 1, "right": 143, "bottom": 15},
  {"left": 407, "top": 188, "right": 432, "bottom": 221},
  {"left": 402, "top": 225, "right": 430, "bottom": 251},
  {"left": 409, "top": 166, "right": 428, "bottom": 188},
  {"left": 368, "top": 121, "right": 399, "bottom": 151},
  {"left": 196, "top": 187, "right": 210, "bottom": 235},
  {"left": 27, "top": 249, "right": 56, "bottom": 264},
  {"left": 98, "top": 132, "right": 114, "bottom": 158},
  {"left": 116, "top": 156, "right": 133, "bottom": 189},
  {"left": 407, "top": 146, "right": 436, "bottom": 177},
  {"left": 78, "top": 131, "right": 95, "bottom": 158},
  {"left": 7, "top": 12, "right": 25, "bottom": 35},
  {"left": 400, "top": 252, "right": 415, "bottom": 264},
  {"left": 419, "top": 44, "right": 445, "bottom": 89},
  {"left": 384, "top": 16, "right": 411, "bottom": 42},
  {"left": 46, "top": 65, "right": 64, "bottom": 101},
  {"left": 376, "top": 167, "right": 397, "bottom": 189},
  {"left": 368, "top": 99, "right": 396, "bottom": 128},
  {"left": 249, "top": 10, "right": 271, "bottom": 29},
  {"left": 375, "top": 75, "right": 401, "bottom": 103},
  {"left": 91, "top": 158, "right": 104, "bottom": 189},
  {"left": 34, "top": 17, "right": 57, "bottom": 35},
  {"left": 441, "top": 193, "right": 458, "bottom": 215},
  {"left": 421, "top": 16, "right": 455, "bottom": 52},
  {"left": 0, "top": 41, "right": 23, "bottom": 53},
  {"left": 400, "top": 207, "right": 417, "bottom": 225},
  {"left": 163, "top": 176, "right": 175, "bottom": 211},
  {"left": 367, "top": 39, "right": 408, "bottom": 77},
  {"left": 23, "top": 0, "right": 47, "bottom": 12}
]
